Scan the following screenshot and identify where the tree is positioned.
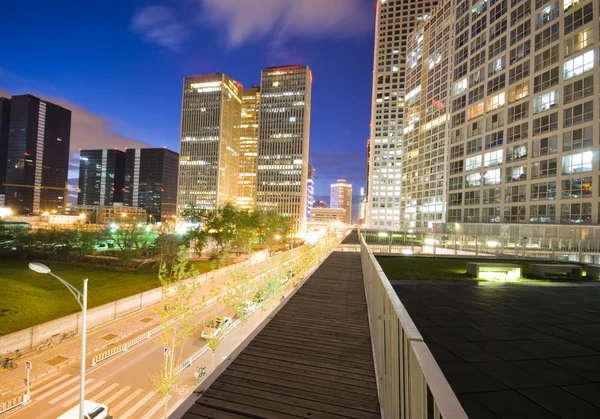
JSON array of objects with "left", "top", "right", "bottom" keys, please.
[
  {"left": 103, "top": 222, "right": 155, "bottom": 267},
  {"left": 220, "top": 264, "right": 256, "bottom": 342},
  {"left": 71, "top": 229, "right": 98, "bottom": 263},
  {"left": 151, "top": 247, "right": 204, "bottom": 418}
]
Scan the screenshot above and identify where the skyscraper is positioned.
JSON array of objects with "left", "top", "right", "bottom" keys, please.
[
  {"left": 0, "top": 97, "right": 11, "bottom": 204},
  {"left": 256, "top": 65, "right": 312, "bottom": 233},
  {"left": 78, "top": 149, "right": 126, "bottom": 206},
  {"left": 237, "top": 86, "right": 260, "bottom": 210},
  {"left": 359, "top": 187, "right": 367, "bottom": 224},
  {"left": 406, "top": 0, "right": 600, "bottom": 226},
  {"left": 307, "top": 163, "right": 315, "bottom": 219},
  {"left": 365, "top": 0, "right": 438, "bottom": 229},
  {"left": 331, "top": 179, "right": 352, "bottom": 224},
  {"left": 177, "top": 73, "right": 242, "bottom": 212},
  {"left": 5, "top": 94, "right": 71, "bottom": 214},
  {"left": 124, "top": 148, "right": 179, "bottom": 222}
]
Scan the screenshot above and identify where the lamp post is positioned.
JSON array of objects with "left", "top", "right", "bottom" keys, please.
[{"left": 29, "top": 263, "right": 88, "bottom": 419}]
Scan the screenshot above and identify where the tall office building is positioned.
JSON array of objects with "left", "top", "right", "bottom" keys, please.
[
  {"left": 0, "top": 98, "right": 10, "bottom": 204},
  {"left": 331, "top": 179, "right": 353, "bottom": 224},
  {"left": 256, "top": 65, "right": 312, "bottom": 233},
  {"left": 177, "top": 73, "right": 242, "bottom": 212},
  {"left": 237, "top": 86, "right": 260, "bottom": 210},
  {"left": 5, "top": 94, "right": 71, "bottom": 214},
  {"left": 124, "top": 148, "right": 179, "bottom": 222},
  {"left": 78, "top": 149, "right": 126, "bottom": 206},
  {"left": 408, "top": 0, "right": 600, "bottom": 226},
  {"left": 402, "top": 1, "right": 454, "bottom": 229},
  {"left": 359, "top": 188, "right": 367, "bottom": 224},
  {"left": 307, "top": 163, "right": 315, "bottom": 219},
  {"left": 365, "top": 0, "right": 438, "bottom": 229}
]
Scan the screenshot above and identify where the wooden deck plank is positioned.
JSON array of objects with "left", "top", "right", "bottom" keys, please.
[{"left": 184, "top": 251, "right": 381, "bottom": 418}]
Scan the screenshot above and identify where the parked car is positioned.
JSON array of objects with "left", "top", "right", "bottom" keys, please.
[
  {"left": 57, "top": 401, "right": 111, "bottom": 419},
  {"left": 201, "top": 317, "right": 232, "bottom": 339}
]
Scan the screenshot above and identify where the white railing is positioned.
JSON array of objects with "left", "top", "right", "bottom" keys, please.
[
  {"left": 0, "top": 393, "right": 27, "bottom": 415},
  {"left": 92, "top": 324, "right": 164, "bottom": 366},
  {"left": 359, "top": 231, "right": 467, "bottom": 419}
]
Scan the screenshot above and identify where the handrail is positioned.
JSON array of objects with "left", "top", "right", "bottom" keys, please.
[
  {"left": 359, "top": 229, "right": 468, "bottom": 419},
  {"left": 0, "top": 393, "right": 27, "bottom": 414}
]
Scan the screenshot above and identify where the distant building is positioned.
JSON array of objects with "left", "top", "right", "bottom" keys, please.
[
  {"left": 310, "top": 207, "right": 346, "bottom": 224},
  {"left": 237, "top": 86, "right": 260, "bottom": 210},
  {"left": 177, "top": 73, "right": 242, "bottom": 212},
  {"left": 313, "top": 200, "right": 328, "bottom": 208},
  {"left": 72, "top": 205, "right": 148, "bottom": 224},
  {"left": 5, "top": 94, "right": 71, "bottom": 214},
  {"left": 358, "top": 187, "right": 367, "bottom": 224},
  {"left": 0, "top": 98, "right": 10, "bottom": 205},
  {"left": 78, "top": 149, "right": 126, "bottom": 206},
  {"left": 256, "top": 65, "right": 312, "bottom": 234},
  {"left": 124, "top": 148, "right": 179, "bottom": 222},
  {"left": 331, "top": 179, "right": 352, "bottom": 224},
  {"left": 306, "top": 164, "right": 315, "bottom": 219}
]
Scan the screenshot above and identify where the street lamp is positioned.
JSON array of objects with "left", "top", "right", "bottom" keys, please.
[{"left": 28, "top": 262, "right": 88, "bottom": 419}]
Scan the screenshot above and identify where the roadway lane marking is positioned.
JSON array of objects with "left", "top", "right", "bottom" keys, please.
[
  {"left": 120, "top": 391, "right": 157, "bottom": 419},
  {"left": 30, "top": 373, "right": 73, "bottom": 395},
  {"left": 141, "top": 395, "right": 170, "bottom": 419},
  {"left": 101, "top": 385, "right": 130, "bottom": 405},
  {"left": 35, "top": 376, "right": 80, "bottom": 401},
  {"left": 59, "top": 379, "right": 107, "bottom": 407},
  {"left": 49, "top": 378, "right": 95, "bottom": 404},
  {"left": 86, "top": 383, "right": 119, "bottom": 401},
  {"left": 111, "top": 388, "right": 144, "bottom": 415}
]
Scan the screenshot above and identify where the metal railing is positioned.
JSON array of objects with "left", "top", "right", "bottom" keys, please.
[
  {"left": 0, "top": 393, "right": 27, "bottom": 415},
  {"left": 359, "top": 231, "right": 468, "bottom": 419},
  {"left": 362, "top": 230, "right": 600, "bottom": 264}
]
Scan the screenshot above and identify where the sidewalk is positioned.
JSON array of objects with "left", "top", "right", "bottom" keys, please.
[{"left": 0, "top": 249, "right": 299, "bottom": 398}]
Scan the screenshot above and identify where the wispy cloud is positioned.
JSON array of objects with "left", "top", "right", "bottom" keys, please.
[
  {"left": 130, "top": 5, "right": 189, "bottom": 51},
  {"left": 199, "top": 0, "right": 371, "bottom": 48},
  {"left": 0, "top": 87, "right": 149, "bottom": 154}
]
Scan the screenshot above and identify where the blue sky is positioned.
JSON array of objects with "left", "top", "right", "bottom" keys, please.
[{"left": 0, "top": 0, "right": 375, "bottom": 200}]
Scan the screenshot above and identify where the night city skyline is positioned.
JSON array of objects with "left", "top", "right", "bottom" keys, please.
[{"left": 0, "top": 0, "right": 375, "bottom": 203}]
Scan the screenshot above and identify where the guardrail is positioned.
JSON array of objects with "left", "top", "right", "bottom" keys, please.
[
  {"left": 0, "top": 393, "right": 27, "bottom": 415},
  {"left": 359, "top": 230, "right": 468, "bottom": 419},
  {"left": 92, "top": 324, "right": 165, "bottom": 366}
]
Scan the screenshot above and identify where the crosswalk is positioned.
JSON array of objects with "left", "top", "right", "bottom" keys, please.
[{"left": 25, "top": 372, "right": 171, "bottom": 419}]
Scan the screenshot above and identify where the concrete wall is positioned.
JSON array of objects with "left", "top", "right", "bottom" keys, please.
[{"left": 0, "top": 247, "right": 303, "bottom": 354}]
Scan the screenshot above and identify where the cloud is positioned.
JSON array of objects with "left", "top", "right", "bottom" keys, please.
[
  {"left": 131, "top": 5, "right": 189, "bottom": 51},
  {"left": 0, "top": 87, "right": 149, "bottom": 154},
  {"left": 199, "top": 0, "right": 371, "bottom": 48}
]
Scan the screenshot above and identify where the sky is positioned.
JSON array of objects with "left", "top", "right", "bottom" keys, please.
[{"left": 0, "top": 0, "right": 375, "bottom": 209}]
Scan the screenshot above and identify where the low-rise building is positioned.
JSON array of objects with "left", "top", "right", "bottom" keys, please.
[{"left": 310, "top": 207, "right": 347, "bottom": 224}]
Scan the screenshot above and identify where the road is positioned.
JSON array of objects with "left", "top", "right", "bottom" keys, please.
[{"left": 2, "top": 297, "right": 283, "bottom": 419}]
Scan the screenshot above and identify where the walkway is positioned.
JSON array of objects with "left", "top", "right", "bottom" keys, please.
[
  {"left": 393, "top": 280, "right": 600, "bottom": 419},
  {"left": 181, "top": 252, "right": 381, "bottom": 418}
]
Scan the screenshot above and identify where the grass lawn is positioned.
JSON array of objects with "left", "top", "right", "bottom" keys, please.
[
  {"left": 0, "top": 260, "right": 218, "bottom": 335},
  {"left": 376, "top": 256, "right": 578, "bottom": 282}
]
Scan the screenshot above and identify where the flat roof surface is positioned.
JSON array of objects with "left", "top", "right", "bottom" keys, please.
[
  {"left": 182, "top": 251, "right": 381, "bottom": 418},
  {"left": 392, "top": 280, "right": 600, "bottom": 419}
]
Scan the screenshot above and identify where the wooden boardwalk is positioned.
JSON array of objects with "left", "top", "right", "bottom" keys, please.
[{"left": 182, "top": 251, "right": 381, "bottom": 418}]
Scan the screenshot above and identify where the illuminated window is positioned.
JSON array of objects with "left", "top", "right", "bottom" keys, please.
[
  {"left": 454, "top": 78, "right": 468, "bottom": 96},
  {"left": 484, "top": 150, "right": 504, "bottom": 167},
  {"left": 484, "top": 169, "right": 502, "bottom": 185},
  {"left": 467, "top": 102, "right": 484, "bottom": 120},
  {"left": 486, "top": 92, "right": 506, "bottom": 111},
  {"left": 562, "top": 151, "right": 593, "bottom": 174},
  {"left": 565, "top": 28, "right": 593, "bottom": 57},
  {"left": 564, "top": 0, "right": 581, "bottom": 10},
  {"left": 564, "top": 51, "right": 595, "bottom": 80},
  {"left": 509, "top": 82, "right": 529, "bottom": 103},
  {"left": 561, "top": 177, "right": 592, "bottom": 199},
  {"left": 406, "top": 86, "right": 421, "bottom": 104},
  {"left": 533, "top": 90, "right": 559, "bottom": 114},
  {"left": 466, "top": 173, "right": 481, "bottom": 188},
  {"left": 272, "top": 82, "right": 280, "bottom": 87},
  {"left": 465, "top": 155, "right": 482, "bottom": 171}
]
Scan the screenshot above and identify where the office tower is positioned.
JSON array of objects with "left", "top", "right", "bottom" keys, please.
[
  {"left": 178, "top": 73, "right": 242, "bottom": 212},
  {"left": 78, "top": 149, "right": 126, "bottom": 206},
  {"left": 331, "top": 179, "right": 353, "bottom": 224},
  {"left": 401, "top": 1, "right": 454, "bottom": 230},
  {"left": 124, "top": 148, "right": 179, "bottom": 222},
  {"left": 256, "top": 65, "right": 312, "bottom": 233},
  {"left": 0, "top": 98, "right": 10, "bottom": 204},
  {"left": 237, "top": 86, "right": 260, "bottom": 210},
  {"left": 410, "top": 0, "right": 600, "bottom": 226},
  {"left": 365, "top": 0, "right": 438, "bottom": 229},
  {"left": 5, "top": 94, "right": 71, "bottom": 214},
  {"left": 307, "top": 163, "right": 315, "bottom": 219}
]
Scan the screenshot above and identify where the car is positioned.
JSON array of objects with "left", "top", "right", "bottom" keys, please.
[
  {"left": 57, "top": 401, "right": 111, "bottom": 419},
  {"left": 201, "top": 316, "right": 232, "bottom": 339},
  {"left": 240, "top": 301, "right": 258, "bottom": 317}
]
